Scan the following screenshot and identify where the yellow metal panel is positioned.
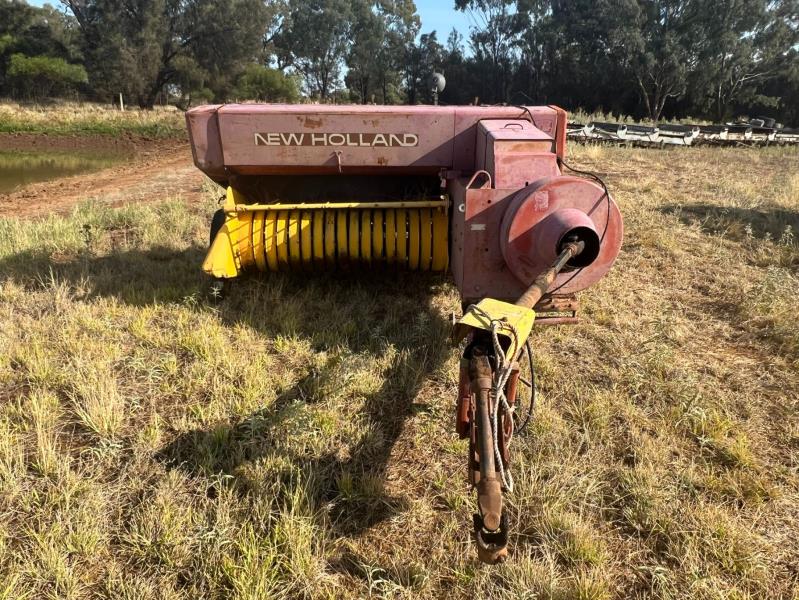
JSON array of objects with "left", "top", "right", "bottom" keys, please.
[
  {"left": 419, "top": 208, "right": 432, "bottom": 271},
  {"left": 232, "top": 198, "right": 449, "bottom": 211},
  {"left": 226, "top": 186, "right": 253, "bottom": 270},
  {"left": 348, "top": 210, "right": 360, "bottom": 261},
  {"left": 202, "top": 218, "right": 241, "bottom": 278},
  {"left": 225, "top": 185, "right": 247, "bottom": 211},
  {"left": 264, "top": 211, "right": 278, "bottom": 272},
  {"left": 325, "top": 211, "right": 337, "bottom": 267},
  {"left": 396, "top": 209, "right": 408, "bottom": 266},
  {"left": 408, "top": 209, "right": 420, "bottom": 269},
  {"left": 385, "top": 209, "right": 396, "bottom": 264},
  {"left": 252, "top": 211, "right": 266, "bottom": 271},
  {"left": 360, "top": 210, "right": 372, "bottom": 263},
  {"left": 431, "top": 209, "right": 448, "bottom": 271},
  {"left": 207, "top": 193, "right": 448, "bottom": 276},
  {"left": 276, "top": 210, "right": 289, "bottom": 270},
  {"left": 337, "top": 211, "right": 348, "bottom": 266},
  {"left": 372, "top": 210, "right": 384, "bottom": 259},
  {"left": 236, "top": 211, "right": 255, "bottom": 269},
  {"left": 288, "top": 210, "right": 301, "bottom": 270},
  {"left": 312, "top": 210, "right": 325, "bottom": 268},
  {"left": 453, "top": 299, "right": 536, "bottom": 360},
  {"left": 300, "top": 210, "right": 313, "bottom": 270}
]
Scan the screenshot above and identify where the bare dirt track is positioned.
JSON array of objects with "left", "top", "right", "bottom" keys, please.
[{"left": 0, "top": 134, "right": 207, "bottom": 218}]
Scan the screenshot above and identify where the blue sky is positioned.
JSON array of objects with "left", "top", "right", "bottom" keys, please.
[
  {"left": 415, "top": 0, "right": 471, "bottom": 39},
  {"left": 25, "top": 0, "right": 472, "bottom": 39}
]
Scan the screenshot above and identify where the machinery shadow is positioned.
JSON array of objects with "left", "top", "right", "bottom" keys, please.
[
  {"left": 156, "top": 270, "right": 454, "bottom": 537},
  {"left": 0, "top": 244, "right": 455, "bottom": 538},
  {"left": 0, "top": 245, "right": 209, "bottom": 305},
  {"left": 660, "top": 203, "right": 799, "bottom": 244}
]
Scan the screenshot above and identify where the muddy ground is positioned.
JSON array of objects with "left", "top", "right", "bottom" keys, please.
[{"left": 0, "top": 133, "right": 209, "bottom": 218}]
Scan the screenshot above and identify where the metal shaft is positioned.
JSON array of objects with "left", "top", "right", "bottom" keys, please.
[
  {"left": 469, "top": 351, "right": 503, "bottom": 532},
  {"left": 470, "top": 352, "right": 495, "bottom": 478},
  {"left": 515, "top": 240, "right": 585, "bottom": 310},
  {"left": 476, "top": 387, "right": 495, "bottom": 477}
]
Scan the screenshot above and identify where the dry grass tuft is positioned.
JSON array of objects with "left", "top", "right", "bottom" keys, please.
[{"left": 0, "top": 143, "right": 797, "bottom": 598}]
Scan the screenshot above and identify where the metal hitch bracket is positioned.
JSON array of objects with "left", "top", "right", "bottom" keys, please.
[
  {"left": 457, "top": 238, "right": 587, "bottom": 563},
  {"left": 473, "top": 512, "right": 509, "bottom": 564}
]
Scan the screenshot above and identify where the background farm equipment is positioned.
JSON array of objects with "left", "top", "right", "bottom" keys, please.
[
  {"left": 187, "top": 104, "right": 623, "bottom": 562},
  {"left": 567, "top": 120, "right": 799, "bottom": 147}
]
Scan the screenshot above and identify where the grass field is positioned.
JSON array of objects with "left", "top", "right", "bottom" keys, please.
[
  {"left": 0, "top": 102, "right": 185, "bottom": 138},
  {"left": 0, "top": 143, "right": 797, "bottom": 599}
]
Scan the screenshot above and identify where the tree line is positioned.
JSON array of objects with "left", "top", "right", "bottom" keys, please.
[{"left": 0, "top": 0, "right": 797, "bottom": 124}]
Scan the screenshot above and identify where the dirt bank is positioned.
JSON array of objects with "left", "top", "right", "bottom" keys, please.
[{"left": 0, "top": 134, "right": 209, "bottom": 218}]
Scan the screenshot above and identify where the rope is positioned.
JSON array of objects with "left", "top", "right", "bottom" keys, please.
[
  {"left": 489, "top": 319, "right": 515, "bottom": 492},
  {"left": 467, "top": 304, "right": 519, "bottom": 492}
]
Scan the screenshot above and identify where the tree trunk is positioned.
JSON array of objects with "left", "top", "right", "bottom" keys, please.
[
  {"left": 361, "top": 75, "right": 369, "bottom": 104},
  {"left": 715, "top": 82, "right": 725, "bottom": 122},
  {"left": 651, "top": 85, "right": 662, "bottom": 123},
  {"left": 636, "top": 75, "right": 654, "bottom": 123},
  {"left": 141, "top": 91, "right": 157, "bottom": 110}
]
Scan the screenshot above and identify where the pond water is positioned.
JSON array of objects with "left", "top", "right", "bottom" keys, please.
[{"left": 0, "top": 149, "right": 129, "bottom": 194}]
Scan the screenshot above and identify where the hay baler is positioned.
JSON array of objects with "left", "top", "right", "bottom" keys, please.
[{"left": 187, "top": 104, "right": 623, "bottom": 562}]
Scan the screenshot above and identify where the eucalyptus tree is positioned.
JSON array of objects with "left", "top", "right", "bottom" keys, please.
[
  {"left": 456, "top": 0, "right": 522, "bottom": 103},
  {"left": 346, "top": 0, "right": 388, "bottom": 102},
  {"left": 0, "top": 1, "right": 83, "bottom": 98},
  {"left": 62, "top": 0, "right": 268, "bottom": 107},
  {"left": 693, "top": 0, "right": 799, "bottom": 120},
  {"left": 403, "top": 30, "right": 443, "bottom": 103},
  {"left": 279, "top": 0, "right": 352, "bottom": 100}
]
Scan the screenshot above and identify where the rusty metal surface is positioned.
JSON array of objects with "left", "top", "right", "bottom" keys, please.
[
  {"left": 516, "top": 241, "right": 585, "bottom": 309},
  {"left": 189, "top": 102, "right": 621, "bottom": 309},
  {"left": 468, "top": 350, "right": 504, "bottom": 538},
  {"left": 449, "top": 181, "right": 539, "bottom": 304},
  {"left": 219, "top": 108, "right": 453, "bottom": 172},
  {"left": 534, "top": 316, "right": 579, "bottom": 326},
  {"left": 469, "top": 351, "right": 496, "bottom": 483},
  {"left": 533, "top": 295, "right": 578, "bottom": 312},
  {"left": 475, "top": 119, "right": 556, "bottom": 189},
  {"left": 452, "top": 107, "right": 561, "bottom": 171},
  {"left": 230, "top": 198, "right": 448, "bottom": 211},
  {"left": 549, "top": 105, "right": 568, "bottom": 159},
  {"left": 456, "top": 362, "right": 471, "bottom": 439},
  {"left": 486, "top": 152, "right": 560, "bottom": 191},
  {"left": 449, "top": 175, "right": 622, "bottom": 303},
  {"left": 500, "top": 176, "right": 623, "bottom": 295},
  {"left": 186, "top": 104, "right": 565, "bottom": 179},
  {"left": 185, "top": 105, "right": 225, "bottom": 181},
  {"left": 515, "top": 239, "right": 585, "bottom": 309},
  {"left": 474, "top": 513, "right": 509, "bottom": 564}
]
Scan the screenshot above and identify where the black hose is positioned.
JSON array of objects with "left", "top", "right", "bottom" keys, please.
[
  {"left": 546, "top": 157, "right": 612, "bottom": 294},
  {"left": 514, "top": 339, "right": 536, "bottom": 435}
]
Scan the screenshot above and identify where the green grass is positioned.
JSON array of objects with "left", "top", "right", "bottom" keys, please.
[
  {"left": 0, "top": 102, "right": 185, "bottom": 138},
  {"left": 0, "top": 144, "right": 797, "bottom": 598}
]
